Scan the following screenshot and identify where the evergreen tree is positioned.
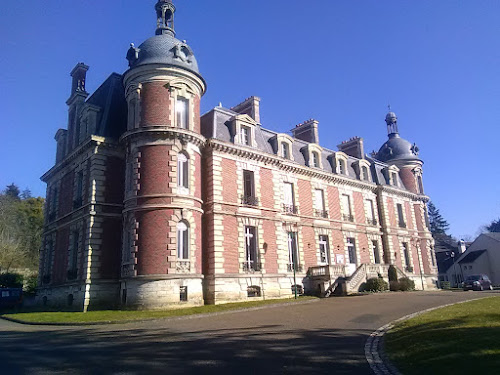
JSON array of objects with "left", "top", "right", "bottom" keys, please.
[
  {"left": 4, "top": 183, "right": 20, "bottom": 200},
  {"left": 428, "top": 201, "right": 450, "bottom": 235},
  {"left": 486, "top": 218, "right": 500, "bottom": 233}
]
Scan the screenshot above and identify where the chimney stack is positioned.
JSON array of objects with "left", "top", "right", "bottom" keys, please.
[
  {"left": 291, "top": 119, "right": 319, "bottom": 144},
  {"left": 337, "top": 137, "right": 365, "bottom": 159},
  {"left": 231, "top": 96, "right": 261, "bottom": 123}
]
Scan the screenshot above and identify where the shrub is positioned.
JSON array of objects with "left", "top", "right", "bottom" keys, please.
[
  {"left": 361, "top": 277, "right": 388, "bottom": 292},
  {"left": 388, "top": 265, "right": 398, "bottom": 282},
  {"left": 0, "top": 273, "right": 23, "bottom": 288},
  {"left": 24, "top": 274, "right": 38, "bottom": 294},
  {"left": 398, "top": 277, "right": 415, "bottom": 291},
  {"left": 390, "top": 280, "right": 400, "bottom": 291}
]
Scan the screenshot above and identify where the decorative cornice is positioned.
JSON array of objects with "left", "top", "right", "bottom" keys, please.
[{"left": 120, "top": 126, "right": 206, "bottom": 148}]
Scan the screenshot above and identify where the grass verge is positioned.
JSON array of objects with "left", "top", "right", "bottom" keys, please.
[
  {"left": 1, "top": 296, "right": 316, "bottom": 324},
  {"left": 385, "top": 296, "right": 500, "bottom": 374}
]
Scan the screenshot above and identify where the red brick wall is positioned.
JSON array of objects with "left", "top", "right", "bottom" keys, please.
[
  {"left": 194, "top": 213, "right": 203, "bottom": 274},
  {"left": 262, "top": 220, "right": 278, "bottom": 273},
  {"left": 404, "top": 201, "right": 414, "bottom": 230},
  {"left": 331, "top": 229, "right": 345, "bottom": 264},
  {"left": 193, "top": 95, "right": 201, "bottom": 134},
  {"left": 391, "top": 236, "right": 403, "bottom": 269},
  {"left": 221, "top": 158, "right": 237, "bottom": 203},
  {"left": 58, "top": 171, "right": 75, "bottom": 217},
  {"left": 327, "top": 186, "right": 341, "bottom": 221},
  {"left": 136, "top": 209, "right": 173, "bottom": 275},
  {"left": 297, "top": 179, "right": 313, "bottom": 217},
  {"left": 222, "top": 216, "right": 239, "bottom": 273},
  {"left": 140, "top": 82, "right": 171, "bottom": 127},
  {"left": 138, "top": 145, "right": 173, "bottom": 197},
  {"left": 99, "top": 219, "right": 122, "bottom": 279},
  {"left": 260, "top": 168, "right": 274, "bottom": 209},
  {"left": 353, "top": 192, "right": 366, "bottom": 225},
  {"left": 399, "top": 168, "right": 417, "bottom": 194},
  {"left": 301, "top": 226, "right": 316, "bottom": 268},
  {"left": 414, "top": 204, "right": 424, "bottom": 231},
  {"left": 357, "top": 233, "right": 370, "bottom": 264},
  {"left": 53, "top": 227, "right": 69, "bottom": 284},
  {"left": 386, "top": 197, "right": 396, "bottom": 228},
  {"left": 193, "top": 154, "right": 202, "bottom": 201}
]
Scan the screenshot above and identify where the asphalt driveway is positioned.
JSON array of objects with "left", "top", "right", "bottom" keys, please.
[{"left": 0, "top": 290, "right": 496, "bottom": 375}]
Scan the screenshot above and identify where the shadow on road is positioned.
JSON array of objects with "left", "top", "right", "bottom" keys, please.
[{"left": 0, "top": 324, "right": 372, "bottom": 375}]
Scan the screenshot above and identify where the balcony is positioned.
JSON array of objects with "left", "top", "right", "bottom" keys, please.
[
  {"left": 342, "top": 214, "right": 354, "bottom": 222},
  {"left": 282, "top": 204, "right": 299, "bottom": 215},
  {"left": 241, "top": 195, "right": 259, "bottom": 207},
  {"left": 366, "top": 218, "right": 378, "bottom": 226},
  {"left": 176, "top": 261, "right": 191, "bottom": 273},
  {"left": 242, "top": 261, "right": 262, "bottom": 273},
  {"left": 314, "top": 209, "right": 329, "bottom": 219},
  {"left": 287, "top": 263, "right": 304, "bottom": 273}
]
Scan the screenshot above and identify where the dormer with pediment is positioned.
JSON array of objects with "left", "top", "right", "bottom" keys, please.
[
  {"left": 227, "top": 114, "right": 258, "bottom": 147},
  {"left": 330, "top": 151, "right": 349, "bottom": 176},
  {"left": 302, "top": 143, "right": 323, "bottom": 168},
  {"left": 382, "top": 164, "right": 401, "bottom": 187},
  {"left": 352, "top": 159, "right": 372, "bottom": 182},
  {"left": 269, "top": 133, "right": 294, "bottom": 160}
]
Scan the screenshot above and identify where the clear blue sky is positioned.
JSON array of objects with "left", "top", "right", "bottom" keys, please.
[{"left": 1, "top": 1, "right": 499, "bottom": 239}]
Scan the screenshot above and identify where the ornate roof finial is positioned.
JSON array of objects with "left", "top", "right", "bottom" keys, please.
[{"left": 155, "top": 0, "right": 176, "bottom": 37}]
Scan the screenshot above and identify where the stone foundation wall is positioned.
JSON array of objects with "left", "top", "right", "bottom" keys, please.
[{"left": 122, "top": 276, "right": 204, "bottom": 309}]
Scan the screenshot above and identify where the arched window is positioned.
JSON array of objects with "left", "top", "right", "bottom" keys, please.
[
  {"left": 177, "top": 221, "right": 189, "bottom": 260},
  {"left": 177, "top": 152, "right": 189, "bottom": 192}
]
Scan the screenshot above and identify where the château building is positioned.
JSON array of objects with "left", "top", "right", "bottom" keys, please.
[{"left": 38, "top": 0, "right": 437, "bottom": 311}]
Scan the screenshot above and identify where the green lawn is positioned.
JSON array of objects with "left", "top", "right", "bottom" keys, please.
[
  {"left": 385, "top": 296, "right": 500, "bottom": 375},
  {"left": 1, "top": 296, "right": 315, "bottom": 324}
]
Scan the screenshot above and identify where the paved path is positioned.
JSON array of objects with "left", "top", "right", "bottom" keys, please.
[{"left": 0, "top": 290, "right": 497, "bottom": 375}]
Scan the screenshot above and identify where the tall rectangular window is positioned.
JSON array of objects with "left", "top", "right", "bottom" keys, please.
[
  {"left": 74, "top": 171, "right": 84, "bottom": 208},
  {"left": 397, "top": 203, "right": 406, "bottom": 228},
  {"left": 365, "top": 199, "right": 376, "bottom": 225},
  {"left": 287, "top": 232, "right": 300, "bottom": 271},
  {"left": 177, "top": 222, "right": 189, "bottom": 260},
  {"left": 244, "top": 226, "right": 259, "bottom": 271},
  {"left": 242, "top": 170, "right": 257, "bottom": 205},
  {"left": 347, "top": 237, "right": 357, "bottom": 264},
  {"left": 314, "top": 189, "right": 327, "bottom": 218},
  {"left": 283, "top": 182, "right": 296, "bottom": 214},
  {"left": 402, "top": 242, "right": 411, "bottom": 269},
  {"left": 372, "top": 240, "right": 380, "bottom": 264},
  {"left": 71, "top": 231, "right": 79, "bottom": 271},
  {"left": 177, "top": 153, "right": 189, "bottom": 192},
  {"left": 312, "top": 152, "right": 319, "bottom": 167},
  {"left": 338, "top": 159, "right": 346, "bottom": 174},
  {"left": 241, "top": 126, "right": 250, "bottom": 146},
  {"left": 391, "top": 172, "right": 398, "bottom": 186},
  {"left": 176, "top": 97, "right": 189, "bottom": 129},
  {"left": 319, "top": 235, "right": 330, "bottom": 264},
  {"left": 342, "top": 194, "right": 353, "bottom": 221},
  {"left": 417, "top": 175, "right": 424, "bottom": 194}
]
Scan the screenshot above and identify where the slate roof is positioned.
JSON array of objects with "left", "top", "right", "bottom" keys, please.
[
  {"left": 459, "top": 249, "right": 487, "bottom": 264},
  {"left": 201, "top": 106, "right": 408, "bottom": 190},
  {"left": 85, "top": 73, "right": 127, "bottom": 139}
]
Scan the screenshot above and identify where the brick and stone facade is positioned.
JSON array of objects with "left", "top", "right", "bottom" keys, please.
[{"left": 38, "top": 1, "right": 437, "bottom": 311}]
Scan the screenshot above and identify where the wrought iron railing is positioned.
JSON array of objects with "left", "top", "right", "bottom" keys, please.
[
  {"left": 241, "top": 195, "right": 259, "bottom": 206},
  {"left": 343, "top": 214, "right": 354, "bottom": 222},
  {"left": 242, "top": 261, "right": 262, "bottom": 272},
  {"left": 366, "top": 218, "right": 378, "bottom": 226},
  {"left": 282, "top": 204, "right": 299, "bottom": 215},
  {"left": 314, "top": 209, "right": 329, "bottom": 218},
  {"left": 287, "top": 263, "right": 304, "bottom": 272}
]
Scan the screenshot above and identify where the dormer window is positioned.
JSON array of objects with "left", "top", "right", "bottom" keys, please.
[
  {"left": 312, "top": 152, "right": 319, "bottom": 168},
  {"left": 282, "top": 142, "right": 290, "bottom": 159},
  {"left": 176, "top": 97, "right": 189, "bottom": 129},
  {"left": 332, "top": 152, "right": 349, "bottom": 176},
  {"left": 361, "top": 166, "right": 369, "bottom": 181},
  {"left": 383, "top": 165, "right": 400, "bottom": 186},
  {"left": 391, "top": 172, "right": 398, "bottom": 186},
  {"left": 353, "top": 160, "right": 371, "bottom": 182},
  {"left": 241, "top": 126, "right": 251, "bottom": 146},
  {"left": 339, "top": 159, "right": 346, "bottom": 174}
]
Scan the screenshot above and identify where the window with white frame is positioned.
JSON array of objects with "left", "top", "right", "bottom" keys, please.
[
  {"left": 282, "top": 142, "right": 290, "bottom": 159},
  {"left": 177, "top": 221, "right": 189, "bottom": 260},
  {"left": 176, "top": 97, "right": 189, "bottom": 129},
  {"left": 341, "top": 194, "right": 353, "bottom": 222},
  {"left": 390, "top": 172, "right": 398, "bottom": 186},
  {"left": 397, "top": 203, "right": 406, "bottom": 228},
  {"left": 314, "top": 189, "right": 327, "bottom": 218},
  {"left": 244, "top": 226, "right": 259, "bottom": 271},
  {"left": 361, "top": 166, "right": 369, "bottom": 181},
  {"left": 347, "top": 237, "right": 357, "bottom": 264},
  {"left": 240, "top": 125, "right": 251, "bottom": 146},
  {"left": 177, "top": 152, "right": 189, "bottom": 193},
  {"left": 242, "top": 170, "right": 257, "bottom": 206},
  {"left": 372, "top": 240, "right": 380, "bottom": 264},
  {"left": 283, "top": 182, "right": 296, "bottom": 214},
  {"left": 287, "top": 232, "right": 300, "bottom": 272},
  {"left": 319, "top": 235, "right": 330, "bottom": 264},
  {"left": 365, "top": 199, "right": 376, "bottom": 225},
  {"left": 338, "top": 159, "right": 346, "bottom": 175},
  {"left": 312, "top": 151, "right": 320, "bottom": 168}
]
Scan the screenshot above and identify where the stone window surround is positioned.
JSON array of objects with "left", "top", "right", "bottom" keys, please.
[
  {"left": 270, "top": 133, "right": 294, "bottom": 160},
  {"left": 352, "top": 159, "right": 372, "bottom": 182},
  {"left": 314, "top": 226, "right": 333, "bottom": 266},
  {"left": 399, "top": 238, "right": 414, "bottom": 270},
  {"left": 383, "top": 165, "right": 400, "bottom": 187},
  {"left": 170, "top": 210, "right": 197, "bottom": 274},
  {"left": 331, "top": 151, "right": 349, "bottom": 176},
  {"left": 302, "top": 143, "right": 323, "bottom": 169},
  {"left": 238, "top": 217, "right": 265, "bottom": 273},
  {"left": 67, "top": 221, "right": 84, "bottom": 278},
  {"left": 167, "top": 80, "right": 197, "bottom": 131},
  {"left": 228, "top": 114, "right": 258, "bottom": 147},
  {"left": 412, "top": 167, "right": 424, "bottom": 194},
  {"left": 311, "top": 179, "right": 329, "bottom": 217},
  {"left": 177, "top": 151, "right": 190, "bottom": 195},
  {"left": 338, "top": 187, "right": 354, "bottom": 222}
]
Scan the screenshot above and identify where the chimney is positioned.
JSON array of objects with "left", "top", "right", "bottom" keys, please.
[
  {"left": 70, "top": 62, "right": 89, "bottom": 98},
  {"left": 457, "top": 240, "right": 466, "bottom": 254},
  {"left": 291, "top": 119, "right": 319, "bottom": 144},
  {"left": 337, "top": 137, "right": 365, "bottom": 159},
  {"left": 231, "top": 96, "right": 261, "bottom": 123}
]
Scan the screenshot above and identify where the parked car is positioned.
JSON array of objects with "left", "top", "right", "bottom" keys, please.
[
  {"left": 463, "top": 275, "right": 493, "bottom": 291},
  {"left": 0, "top": 288, "right": 23, "bottom": 308}
]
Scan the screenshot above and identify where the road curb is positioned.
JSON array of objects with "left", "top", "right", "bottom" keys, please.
[
  {"left": 0, "top": 297, "right": 319, "bottom": 327},
  {"left": 365, "top": 296, "right": 489, "bottom": 375}
]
